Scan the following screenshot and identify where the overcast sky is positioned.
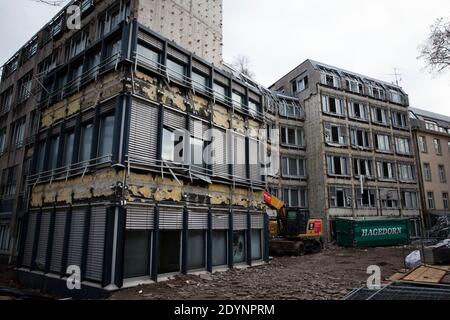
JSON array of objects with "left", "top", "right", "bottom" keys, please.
[{"left": 1, "top": 0, "right": 449, "bottom": 116}]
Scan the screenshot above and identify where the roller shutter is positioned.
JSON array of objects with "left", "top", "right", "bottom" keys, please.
[
  {"left": 126, "top": 205, "right": 154, "bottom": 230},
  {"left": 22, "top": 212, "right": 37, "bottom": 268},
  {"left": 137, "top": 30, "right": 163, "bottom": 50},
  {"left": 159, "top": 206, "right": 183, "bottom": 230},
  {"left": 211, "top": 128, "right": 228, "bottom": 178},
  {"left": 85, "top": 206, "right": 107, "bottom": 282},
  {"left": 188, "top": 207, "right": 208, "bottom": 230},
  {"left": 35, "top": 211, "right": 51, "bottom": 270},
  {"left": 164, "top": 108, "right": 185, "bottom": 129},
  {"left": 212, "top": 210, "right": 229, "bottom": 230},
  {"left": 251, "top": 213, "right": 264, "bottom": 229},
  {"left": 129, "top": 99, "right": 159, "bottom": 164},
  {"left": 50, "top": 211, "right": 67, "bottom": 274},
  {"left": 233, "top": 211, "right": 248, "bottom": 231},
  {"left": 67, "top": 208, "right": 86, "bottom": 270},
  {"left": 249, "top": 138, "right": 261, "bottom": 183},
  {"left": 233, "top": 133, "right": 247, "bottom": 181}
]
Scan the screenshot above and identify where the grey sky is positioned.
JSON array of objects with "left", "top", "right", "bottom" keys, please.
[{"left": 1, "top": 0, "right": 449, "bottom": 116}]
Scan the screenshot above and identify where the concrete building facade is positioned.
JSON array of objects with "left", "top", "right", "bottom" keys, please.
[
  {"left": 270, "top": 60, "right": 422, "bottom": 240},
  {"left": 410, "top": 107, "right": 450, "bottom": 229}
]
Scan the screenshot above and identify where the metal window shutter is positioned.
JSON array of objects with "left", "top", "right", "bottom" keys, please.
[
  {"left": 249, "top": 138, "right": 261, "bottom": 182},
  {"left": 233, "top": 134, "right": 246, "bottom": 180},
  {"left": 248, "top": 91, "right": 260, "bottom": 103},
  {"left": 212, "top": 128, "right": 228, "bottom": 178},
  {"left": 129, "top": 100, "right": 159, "bottom": 162},
  {"left": 214, "top": 73, "right": 228, "bottom": 86},
  {"left": 212, "top": 211, "right": 229, "bottom": 230},
  {"left": 101, "top": 98, "right": 116, "bottom": 114},
  {"left": 126, "top": 205, "right": 154, "bottom": 230},
  {"left": 233, "top": 211, "right": 248, "bottom": 231},
  {"left": 137, "top": 30, "right": 163, "bottom": 50},
  {"left": 35, "top": 211, "right": 51, "bottom": 270},
  {"left": 164, "top": 108, "right": 185, "bottom": 129},
  {"left": 167, "top": 47, "right": 188, "bottom": 64},
  {"left": 251, "top": 213, "right": 264, "bottom": 229},
  {"left": 190, "top": 117, "right": 208, "bottom": 139},
  {"left": 159, "top": 206, "right": 183, "bottom": 230},
  {"left": 67, "top": 209, "right": 86, "bottom": 269},
  {"left": 232, "top": 83, "right": 246, "bottom": 95},
  {"left": 22, "top": 212, "right": 37, "bottom": 267},
  {"left": 81, "top": 109, "right": 95, "bottom": 122},
  {"left": 85, "top": 206, "right": 106, "bottom": 282},
  {"left": 192, "top": 60, "right": 210, "bottom": 75},
  {"left": 50, "top": 211, "right": 67, "bottom": 274},
  {"left": 188, "top": 207, "right": 208, "bottom": 230}
]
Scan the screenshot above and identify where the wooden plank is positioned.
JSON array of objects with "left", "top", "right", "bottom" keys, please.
[
  {"left": 403, "top": 266, "right": 446, "bottom": 283},
  {"left": 388, "top": 273, "right": 406, "bottom": 282},
  {"left": 403, "top": 266, "right": 428, "bottom": 282}
]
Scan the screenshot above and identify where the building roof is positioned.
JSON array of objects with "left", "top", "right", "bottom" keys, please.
[{"left": 409, "top": 107, "right": 450, "bottom": 126}]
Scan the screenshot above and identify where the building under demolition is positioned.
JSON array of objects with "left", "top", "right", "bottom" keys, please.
[
  {"left": 0, "top": 0, "right": 305, "bottom": 296},
  {"left": 270, "top": 60, "right": 422, "bottom": 240}
]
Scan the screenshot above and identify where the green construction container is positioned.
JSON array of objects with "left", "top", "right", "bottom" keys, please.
[{"left": 336, "top": 217, "right": 410, "bottom": 248}]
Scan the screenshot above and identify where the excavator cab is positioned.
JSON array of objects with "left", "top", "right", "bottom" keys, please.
[{"left": 284, "top": 209, "right": 310, "bottom": 236}]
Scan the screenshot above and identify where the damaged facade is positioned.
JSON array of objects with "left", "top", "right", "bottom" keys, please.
[
  {"left": 0, "top": 0, "right": 291, "bottom": 295},
  {"left": 409, "top": 107, "right": 450, "bottom": 229},
  {"left": 270, "top": 60, "right": 422, "bottom": 240}
]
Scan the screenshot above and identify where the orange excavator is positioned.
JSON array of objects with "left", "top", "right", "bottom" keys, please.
[{"left": 264, "top": 192, "right": 323, "bottom": 256}]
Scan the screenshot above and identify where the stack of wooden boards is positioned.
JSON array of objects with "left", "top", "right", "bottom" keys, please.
[{"left": 389, "top": 264, "right": 450, "bottom": 285}]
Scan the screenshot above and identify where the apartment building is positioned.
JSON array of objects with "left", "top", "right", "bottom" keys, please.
[
  {"left": 410, "top": 107, "right": 450, "bottom": 229},
  {"left": 270, "top": 60, "right": 422, "bottom": 240},
  {"left": 0, "top": 0, "right": 299, "bottom": 297},
  {"left": 0, "top": 0, "right": 223, "bottom": 265}
]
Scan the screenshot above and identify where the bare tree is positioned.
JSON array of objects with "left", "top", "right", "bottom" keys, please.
[
  {"left": 419, "top": 17, "right": 450, "bottom": 73},
  {"left": 232, "top": 55, "right": 255, "bottom": 79},
  {"left": 30, "top": 0, "right": 68, "bottom": 6}
]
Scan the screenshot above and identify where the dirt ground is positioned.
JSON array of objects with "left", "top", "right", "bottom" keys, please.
[{"left": 111, "top": 245, "right": 410, "bottom": 300}]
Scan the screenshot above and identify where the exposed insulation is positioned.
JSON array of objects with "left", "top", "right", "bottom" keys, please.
[
  {"left": 212, "top": 103, "right": 229, "bottom": 128},
  {"left": 248, "top": 119, "right": 261, "bottom": 139},
  {"left": 162, "top": 86, "right": 186, "bottom": 111},
  {"left": 134, "top": 71, "right": 159, "bottom": 102},
  {"left": 192, "top": 94, "right": 210, "bottom": 117},
  {"left": 232, "top": 113, "right": 245, "bottom": 133}
]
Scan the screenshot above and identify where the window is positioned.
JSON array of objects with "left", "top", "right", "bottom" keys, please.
[
  {"left": 282, "top": 157, "right": 306, "bottom": 177},
  {"left": 293, "top": 76, "right": 308, "bottom": 93},
  {"left": 389, "top": 89, "right": 403, "bottom": 104},
  {"left": 425, "top": 121, "right": 439, "bottom": 132},
  {"left": 374, "top": 133, "right": 391, "bottom": 152},
  {"left": 394, "top": 137, "right": 411, "bottom": 155},
  {"left": 448, "top": 141, "right": 450, "bottom": 154},
  {"left": 0, "top": 224, "right": 11, "bottom": 251},
  {"left": 398, "top": 163, "right": 415, "bottom": 182},
  {"left": 67, "top": 62, "right": 83, "bottom": 92},
  {"left": 80, "top": 0, "right": 94, "bottom": 13},
  {"left": 0, "top": 128, "right": 6, "bottom": 155},
  {"left": 392, "top": 111, "right": 408, "bottom": 129},
  {"left": 438, "top": 165, "right": 447, "bottom": 183},
  {"left": 137, "top": 42, "right": 160, "bottom": 68},
  {"left": 97, "top": 1, "right": 130, "bottom": 38},
  {"left": 345, "top": 78, "right": 363, "bottom": 94},
  {"left": 233, "top": 230, "right": 246, "bottom": 263},
  {"left": 320, "top": 72, "right": 341, "bottom": 88},
  {"left": 212, "top": 230, "right": 227, "bottom": 266},
  {"left": 423, "top": 163, "right": 432, "bottom": 181},
  {"left": 1, "top": 166, "right": 17, "bottom": 197},
  {"left": 123, "top": 230, "right": 151, "bottom": 279},
  {"left": 63, "top": 132, "right": 75, "bottom": 167},
  {"left": 433, "top": 139, "right": 442, "bottom": 155},
  {"left": 84, "top": 49, "right": 101, "bottom": 81},
  {"left": 419, "top": 136, "right": 427, "bottom": 153},
  {"left": 248, "top": 100, "right": 261, "bottom": 117},
  {"left": 213, "top": 82, "right": 227, "bottom": 101},
  {"left": 17, "top": 72, "right": 33, "bottom": 103},
  {"left": 98, "top": 115, "right": 115, "bottom": 160},
  {"left": 167, "top": 58, "right": 187, "bottom": 81},
  {"left": 326, "top": 155, "right": 349, "bottom": 176},
  {"left": 0, "top": 86, "right": 14, "bottom": 114},
  {"left": 79, "top": 123, "right": 93, "bottom": 162},
  {"left": 368, "top": 85, "right": 385, "bottom": 100},
  {"left": 188, "top": 230, "right": 206, "bottom": 270},
  {"left": 190, "top": 137, "right": 205, "bottom": 167},
  {"left": 324, "top": 123, "right": 347, "bottom": 145},
  {"left": 380, "top": 189, "right": 399, "bottom": 209},
  {"left": 443, "top": 193, "right": 449, "bottom": 210},
  {"left": 322, "top": 95, "right": 345, "bottom": 116},
  {"left": 377, "top": 161, "right": 396, "bottom": 180},
  {"left": 48, "top": 136, "right": 60, "bottom": 170},
  {"left": 36, "top": 141, "right": 46, "bottom": 173},
  {"left": 192, "top": 71, "right": 208, "bottom": 92},
  {"left": 402, "top": 191, "right": 419, "bottom": 210},
  {"left": 283, "top": 188, "right": 308, "bottom": 208},
  {"left": 280, "top": 127, "right": 305, "bottom": 147},
  {"left": 251, "top": 229, "right": 262, "bottom": 260},
  {"left": 371, "top": 107, "right": 389, "bottom": 125},
  {"left": 38, "top": 54, "right": 57, "bottom": 75},
  {"left": 279, "top": 100, "right": 303, "bottom": 119},
  {"left": 427, "top": 192, "right": 435, "bottom": 209},
  {"left": 104, "top": 37, "right": 122, "bottom": 65},
  {"left": 162, "top": 128, "right": 178, "bottom": 162},
  {"left": 355, "top": 188, "right": 377, "bottom": 208},
  {"left": 353, "top": 158, "right": 374, "bottom": 178},
  {"left": 329, "top": 186, "right": 352, "bottom": 208},
  {"left": 11, "top": 118, "right": 26, "bottom": 148},
  {"left": 232, "top": 91, "right": 245, "bottom": 108},
  {"left": 66, "top": 29, "right": 89, "bottom": 60},
  {"left": 348, "top": 101, "right": 369, "bottom": 121},
  {"left": 350, "top": 128, "right": 371, "bottom": 149},
  {"left": 2, "top": 55, "right": 19, "bottom": 79}
]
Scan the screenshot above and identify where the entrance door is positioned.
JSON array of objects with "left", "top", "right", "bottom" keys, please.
[{"left": 159, "top": 231, "right": 181, "bottom": 274}]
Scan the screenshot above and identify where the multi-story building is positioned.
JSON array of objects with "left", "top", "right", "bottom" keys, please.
[
  {"left": 0, "top": 0, "right": 297, "bottom": 297},
  {"left": 410, "top": 107, "right": 450, "bottom": 229},
  {"left": 0, "top": 0, "right": 223, "bottom": 265},
  {"left": 270, "top": 60, "right": 422, "bottom": 240}
]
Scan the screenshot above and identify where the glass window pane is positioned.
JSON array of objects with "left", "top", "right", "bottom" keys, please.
[
  {"left": 137, "top": 44, "right": 159, "bottom": 68},
  {"left": 64, "top": 132, "right": 75, "bottom": 167},
  {"left": 167, "top": 59, "right": 186, "bottom": 81},
  {"left": 80, "top": 123, "right": 93, "bottom": 162},
  {"left": 251, "top": 230, "right": 262, "bottom": 260},
  {"left": 232, "top": 231, "right": 246, "bottom": 263},
  {"left": 49, "top": 136, "right": 60, "bottom": 170},
  {"left": 187, "top": 230, "right": 206, "bottom": 270},
  {"left": 212, "top": 230, "right": 227, "bottom": 267},
  {"left": 162, "top": 128, "right": 175, "bottom": 161},
  {"left": 123, "top": 230, "right": 150, "bottom": 279},
  {"left": 98, "top": 115, "right": 115, "bottom": 159},
  {"left": 192, "top": 72, "right": 208, "bottom": 91}
]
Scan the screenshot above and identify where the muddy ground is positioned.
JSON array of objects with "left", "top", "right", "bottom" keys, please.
[{"left": 112, "top": 245, "right": 410, "bottom": 300}]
